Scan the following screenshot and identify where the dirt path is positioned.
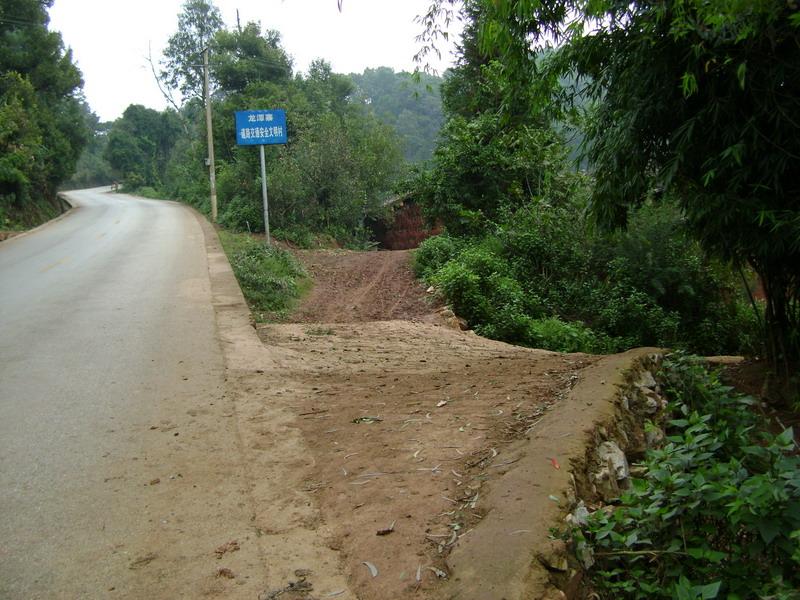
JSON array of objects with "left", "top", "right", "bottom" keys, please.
[{"left": 289, "top": 249, "right": 438, "bottom": 323}]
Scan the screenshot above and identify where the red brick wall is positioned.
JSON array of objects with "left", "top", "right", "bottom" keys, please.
[{"left": 381, "top": 203, "right": 442, "bottom": 250}]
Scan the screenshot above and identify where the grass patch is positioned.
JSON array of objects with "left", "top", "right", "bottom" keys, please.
[{"left": 218, "top": 230, "right": 309, "bottom": 322}]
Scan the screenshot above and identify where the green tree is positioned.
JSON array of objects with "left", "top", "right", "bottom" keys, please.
[
  {"left": 471, "top": 0, "right": 800, "bottom": 376},
  {"left": 0, "top": 0, "right": 87, "bottom": 223},
  {"left": 105, "top": 105, "right": 182, "bottom": 188},
  {"left": 212, "top": 23, "right": 292, "bottom": 93},
  {"left": 160, "top": 0, "right": 223, "bottom": 102},
  {"left": 413, "top": 0, "right": 572, "bottom": 234},
  {"left": 64, "top": 103, "right": 114, "bottom": 189}
]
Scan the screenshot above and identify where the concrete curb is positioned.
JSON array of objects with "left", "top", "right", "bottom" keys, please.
[{"left": 445, "top": 347, "right": 661, "bottom": 600}]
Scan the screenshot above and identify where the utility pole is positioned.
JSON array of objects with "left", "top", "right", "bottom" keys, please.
[{"left": 203, "top": 47, "right": 218, "bottom": 222}]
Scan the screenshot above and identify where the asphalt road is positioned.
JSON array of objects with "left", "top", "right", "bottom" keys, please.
[{"left": 0, "top": 189, "right": 263, "bottom": 598}]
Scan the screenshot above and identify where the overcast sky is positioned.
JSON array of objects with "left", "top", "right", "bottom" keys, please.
[{"left": 48, "top": 0, "right": 461, "bottom": 122}]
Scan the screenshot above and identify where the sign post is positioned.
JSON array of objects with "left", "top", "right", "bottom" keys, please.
[{"left": 235, "top": 109, "right": 288, "bottom": 245}]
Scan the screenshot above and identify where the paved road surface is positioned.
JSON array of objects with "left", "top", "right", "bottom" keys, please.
[{"left": 0, "top": 189, "right": 264, "bottom": 598}]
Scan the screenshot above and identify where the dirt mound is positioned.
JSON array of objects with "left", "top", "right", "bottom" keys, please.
[{"left": 289, "top": 249, "right": 440, "bottom": 323}]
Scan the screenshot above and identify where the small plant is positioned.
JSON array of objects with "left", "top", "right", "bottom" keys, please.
[
  {"left": 218, "top": 231, "right": 308, "bottom": 321},
  {"left": 569, "top": 354, "right": 800, "bottom": 599}
]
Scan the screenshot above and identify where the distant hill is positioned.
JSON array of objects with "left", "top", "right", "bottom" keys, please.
[{"left": 350, "top": 67, "right": 444, "bottom": 164}]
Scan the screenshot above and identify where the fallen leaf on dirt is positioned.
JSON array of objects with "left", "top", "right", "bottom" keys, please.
[
  {"left": 427, "top": 566, "right": 448, "bottom": 578},
  {"left": 362, "top": 561, "right": 379, "bottom": 577},
  {"left": 325, "top": 591, "right": 345, "bottom": 597},
  {"left": 416, "top": 564, "right": 422, "bottom": 582},
  {"left": 215, "top": 540, "right": 240, "bottom": 558},
  {"left": 128, "top": 553, "right": 157, "bottom": 569},
  {"left": 148, "top": 478, "right": 160, "bottom": 485},
  {"left": 352, "top": 416, "right": 382, "bottom": 424},
  {"left": 376, "top": 520, "right": 395, "bottom": 536},
  {"left": 436, "top": 400, "right": 448, "bottom": 407},
  {"left": 216, "top": 567, "right": 235, "bottom": 579}
]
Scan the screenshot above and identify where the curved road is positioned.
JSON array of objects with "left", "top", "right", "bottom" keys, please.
[{"left": 0, "top": 189, "right": 265, "bottom": 598}]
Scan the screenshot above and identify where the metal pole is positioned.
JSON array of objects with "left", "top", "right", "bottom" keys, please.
[
  {"left": 259, "top": 144, "right": 270, "bottom": 246},
  {"left": 203, "top": 47, "right": 218, "bottom": 222}
]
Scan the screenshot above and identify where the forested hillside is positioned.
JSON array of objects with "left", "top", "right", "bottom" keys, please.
[{"left": 0, "top": 0, "right": 88, "bottom": 229}]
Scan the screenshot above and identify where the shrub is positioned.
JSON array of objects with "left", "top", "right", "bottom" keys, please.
[
  {"left": 273, "top": 225, "right": 315, "bottom": 249},
  {"left": 416, "top": 198, "right": 758, "bottom": 357},
  {"left": 219, "top": 194, "right": 264, "bottom": 233},
  {"left": 218, "top": 231, "right": 307, "bottom": 320},
  {"left": 413, "top": 234, "right": 465, "bottom": 279}
]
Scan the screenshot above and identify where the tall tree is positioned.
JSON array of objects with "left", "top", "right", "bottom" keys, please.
[
  {"left": 160, "top": 0, "right": 223, "bottom": 102},
  {"left": 212, "top": 23, "right": 292, "bottom": 94},
  {"left": 0, "top": 0, "right": 87, "bottom": 217},
  {"left": 469, "top": 0, "right": 800, "bottom": 376},
  {"left": 105, "top": 105, "right": 182, "bottom": 188}
]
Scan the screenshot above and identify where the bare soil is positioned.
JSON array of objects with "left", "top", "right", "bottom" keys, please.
[
  {"left": 244, "top": 248, "right": 607, "bottom": 598},
  {"left": 288, "top": 249, "right": 439, "bottom": 323}
]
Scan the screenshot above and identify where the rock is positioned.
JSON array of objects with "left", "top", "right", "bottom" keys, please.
[
  {"left": 445, "top": 316, "right": 469, "bottom": 331},
  {"left": 426, "top": 285, "right": 435, "bottom": 294},
  {"left": 568, "top": 501, "right": 590, "bottom": 526},
  {"left": 575, "top": 539, "right": 595, "bottom": 569},
  {"left": 635, "top": 370, "right": 657, "bottom": 389},
  {"left": 537, "top": 542, "right": 569, "bottom": 573},
  {"left": 439, "top": 308, "right": 455, "bottom": 319},
  {"left": 598, "top": 441, "right": 629, "bottom": 480},
  {"left": 592, "top": 466, "right": 620, "bottom": 502}
]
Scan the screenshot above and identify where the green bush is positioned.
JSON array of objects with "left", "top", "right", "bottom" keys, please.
[
  {"left": 273, "top": 225, "right": 315, "bottom": 249},
  {"left": 415, "top": 198, "right": 759, "bottom": 357},
  {"left": 413, "top": 234, "right": 465, "bottom": 279},
  {"left": 570, "top": 354, "right": 800, "bottom": 599},
  {"left": 218, "top": 230, "right": 307, "bottom": 320},
  {"left": 219, "top": 194, "right": 264, "bottom": 233}
]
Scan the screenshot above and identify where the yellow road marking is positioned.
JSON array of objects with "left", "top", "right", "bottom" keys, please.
[{"left": 39, "top": 257, "right": 71, "bottom": 273}]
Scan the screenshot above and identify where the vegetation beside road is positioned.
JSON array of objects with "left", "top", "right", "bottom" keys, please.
[
  {"left": 69, "top": 2, "right": 444, "bottom": 249},
  {"left": 565, "top": 353, "right": 800, "bottom": 598},
  {"left": 217, "top": 230, "right": 308, "bottom": 322},
  {"left": 0, "top": 0, "right": 89, "bottom": 230},
  {"left": 415, "top": 201, "right": 758, "bottom": 356}
]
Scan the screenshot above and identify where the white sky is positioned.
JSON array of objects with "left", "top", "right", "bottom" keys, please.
[{"left": 48, "top": 0, "right": 461, "bottom": 122}]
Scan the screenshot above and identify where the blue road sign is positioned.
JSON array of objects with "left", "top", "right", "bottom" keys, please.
[{"left": 235, "top": 109, "right": 287, "bottom": 146}]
